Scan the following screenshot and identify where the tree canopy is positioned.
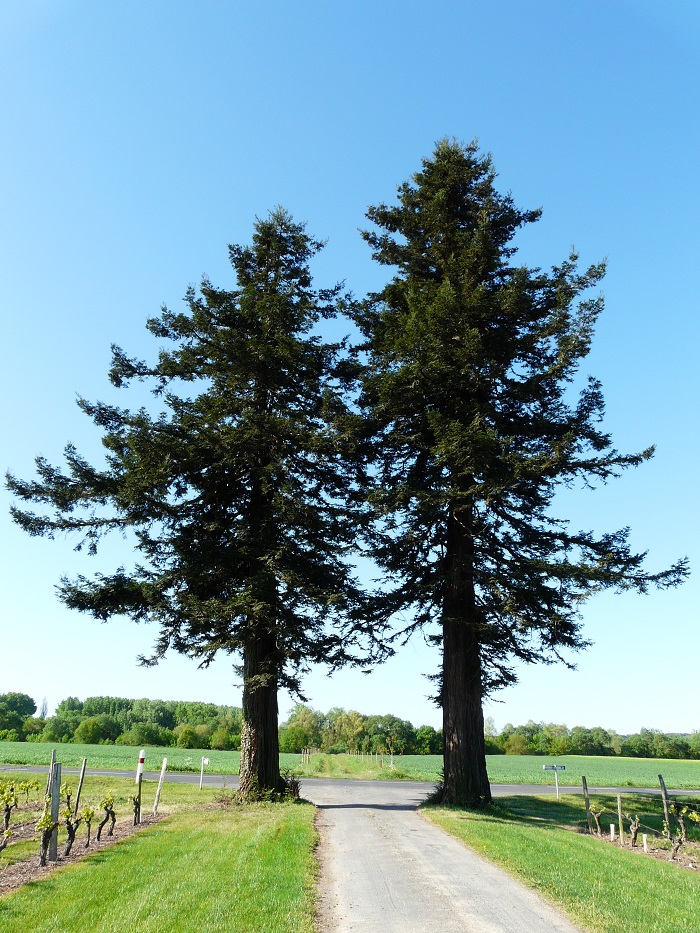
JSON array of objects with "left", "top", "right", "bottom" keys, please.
[
  {"left": 6, "top": 145, "right": 689, "bottom": 804},
  {"left": 7, "top": 209, "right": 377, "bottom": 797},
  {"left": 355, "top": 139, "right": 688, "bottom": 805}
]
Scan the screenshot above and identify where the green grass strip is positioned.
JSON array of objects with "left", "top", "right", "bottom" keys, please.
[
  {"left": 0, "top": 803, "right": 317, "bottom": 933},
  {"left": 424, "top": 795, "right": 700, "bottom": 933}
]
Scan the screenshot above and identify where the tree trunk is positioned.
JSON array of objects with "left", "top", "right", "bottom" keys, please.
[
  {"left": 238, "top": 630, "right": 283, "bottom": 800},
  {"left": 441, "top": 619, "right": 491, "bottom": 806},
  {"left": 439, "top": 495, "right": 492, "bottom": 807}
]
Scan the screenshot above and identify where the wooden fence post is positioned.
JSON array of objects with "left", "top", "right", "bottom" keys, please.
[
  {"left": 48, "top": 762, "right": 61, "bottom": 863},
  {"left": 658, "top": 774, "right": 672, "bottom": 840},
  {"left": 74, "top": 758, "right": 87, "bottom": 817},
  {"left": 134, "top": 774, "right": 142, "bottom": 825},
  {"left": 617, "top": 794, "right": 624, "bottom": 846},
  {"left": 582, "top": 776, "right": 593, "bottom": 833},
  {"left": 45, "top": 748, "right": 56, "bottom": 797}
]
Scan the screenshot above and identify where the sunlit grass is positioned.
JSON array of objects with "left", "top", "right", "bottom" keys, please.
[
  {"left": 424, "top": 795, "right": 700, "bottom": 933},
  {"left": 0, "top": 779, "right": 316, "bottom": 933}
]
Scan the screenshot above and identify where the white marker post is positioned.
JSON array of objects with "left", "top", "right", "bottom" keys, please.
[
  {"left": 199, "top": 757, "right": 210, "bottom": 790},
  {"left": 136, "top": 748, "right": 146, "bottom": 784},
  {"left": 542, "top": 764, "right": 566, "bottom": 800},
  {"left": 153, "top": 757, "right": 168, "bottom": 816}
]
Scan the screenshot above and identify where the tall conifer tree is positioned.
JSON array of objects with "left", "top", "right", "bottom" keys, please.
[
  {"left": 7, "top": 209, "right": 373, "bottom": 798},
  {"left": 356, "top": 140, "right": 688, "bottom": 806}
]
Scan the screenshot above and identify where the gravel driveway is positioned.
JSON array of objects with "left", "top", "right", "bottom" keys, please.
[{"left": 304, "top": 779, "right": 581, "bottom": 933}]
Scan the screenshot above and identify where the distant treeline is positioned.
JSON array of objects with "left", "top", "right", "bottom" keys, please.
[
  {"left": 279, "top": 704, "right": 442, "bottom": 755},
  {"left": 485, "top": 719, "right": 700, "bottom": 760},
  {"left": 1, "top": 694, "right": 699, "bottom": 760},
  {"left": 0, "top": 692, "right": 242, "bottom": 749}
]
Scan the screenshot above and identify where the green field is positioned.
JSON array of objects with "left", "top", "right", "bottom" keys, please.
[
  {"left": 0, "top": 741, "right": 242, "bottom": 774},
  {"left": 484, "top": 754, "right": 700, "bottom": 789},
  {"left": 424, "top": 794, "right": 700, "bottom": 933},
  {"left": 3, "top": 742, "right": 700, "bottom": 789}
]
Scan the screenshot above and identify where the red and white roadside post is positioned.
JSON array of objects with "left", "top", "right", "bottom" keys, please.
[
  {"left": 134, "top": 748, "right": 145, "bottom": 824},
  {"left": 136, "top": 749, "right": 146, "bottom": 784}
]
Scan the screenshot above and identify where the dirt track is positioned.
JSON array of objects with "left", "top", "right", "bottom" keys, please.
[{"left": 306, "top": 780, "right": 581, "bottom": 933}]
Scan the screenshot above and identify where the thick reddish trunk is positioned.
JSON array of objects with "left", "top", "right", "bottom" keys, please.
[
  {"left": 441, "top": 619, "right": 491, "bottom": 806},
  {"left": 439, "top": 494, "right": 492, "bottom": 807},
  {"left": 238, "top": 630, "right": 283, "bottom": 799}
]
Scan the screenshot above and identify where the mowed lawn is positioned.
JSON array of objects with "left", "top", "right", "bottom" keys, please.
[{"left": 0, "top": 803, "right": 317, "bottom": 933}]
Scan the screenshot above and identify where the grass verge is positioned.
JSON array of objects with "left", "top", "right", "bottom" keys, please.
[
  {"left": 423, "top": 795, "right": 700, "bottom": 933},
  {"left": 0, "top": 773, "right": 317, "bottom": 933}
]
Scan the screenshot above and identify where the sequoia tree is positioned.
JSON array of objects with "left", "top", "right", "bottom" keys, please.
[
  {"left": 356, "top": 140, "right": 688, "bottom": 806},
  {"left": 7, "top": 209, "right": 373, "bottom": 799}
]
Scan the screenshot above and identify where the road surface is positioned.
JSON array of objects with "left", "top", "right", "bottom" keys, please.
[{"left": 306, "top": 778, "right": 581, "bottom": 932}]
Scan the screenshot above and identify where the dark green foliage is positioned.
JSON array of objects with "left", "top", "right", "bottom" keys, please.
[
  {"left": 81, "top": 697, "right": 133, "bottom": 719},
  {"left": 0, "top": 694, "right": 38, "bottom": 740},
  {"left": 0, "top": 707, "right": 24, "bottom": 736},
  {"left": 356, "top": 139, "right": 689, "bottom": 805},
  {"left": 6, "top": 209, "right": 374, "bottom": 795},
  {"left": 0, "top": 693, "right": 36, "bottom": 719},
  {"left": 0, "top": 691, "right": 242, "bottom": 747},
  {"left": 278, "top": 703, "right": 443, "bottom": 755},
  {"left": 620, "top": 728, "right": 693, "bottom": 760},
  {"left": 414, "top": 724, "right": 442, "bottom": 755},
  {"left": 114, "top": 722, "right": 173, "bottom": 747}
]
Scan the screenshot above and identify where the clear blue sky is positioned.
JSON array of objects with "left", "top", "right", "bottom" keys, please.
[{"left": 1, "top": 1, "right": 697, "bottom": 735}]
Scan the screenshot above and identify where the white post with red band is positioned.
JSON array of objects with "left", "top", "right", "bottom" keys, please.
[{"left": 136, "top": 748, "right": 146, "bottom": 784}]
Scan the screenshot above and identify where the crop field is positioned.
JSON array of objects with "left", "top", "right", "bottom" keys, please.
[
  {"left": 296, "top": 754, "right": 700, "bottom": 788},
  {"left": 0, "top": 741, "right": 242, "bottom": 775},
  {"left": 2, "top": 742, "right": 700, "bottom": 789},
  {"left": 484, "top": 755, "right": 700, "bottom": 789}
]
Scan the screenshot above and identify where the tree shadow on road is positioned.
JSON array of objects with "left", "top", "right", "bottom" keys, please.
[{"left": 315, "top": 802, "right": 424, "bottom": 811}]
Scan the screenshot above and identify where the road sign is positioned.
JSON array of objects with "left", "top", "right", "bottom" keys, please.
[{"left": 542, "top": 764, "right": 565, "bottom": 798}]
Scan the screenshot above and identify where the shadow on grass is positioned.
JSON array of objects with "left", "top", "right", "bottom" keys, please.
[
  {"left": 424, "top": 792, "right": 700, "bottom": 844},
  {"left": 422, "top": 795, "right": 591, "bottom": 833}
]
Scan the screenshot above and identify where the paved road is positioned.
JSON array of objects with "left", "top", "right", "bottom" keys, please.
[
  {"left": 3, "top": 765, "right": 697, "bottom": 799},
  {"left": 307, "top": 779, "right": 582, "bottom": 932}
]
